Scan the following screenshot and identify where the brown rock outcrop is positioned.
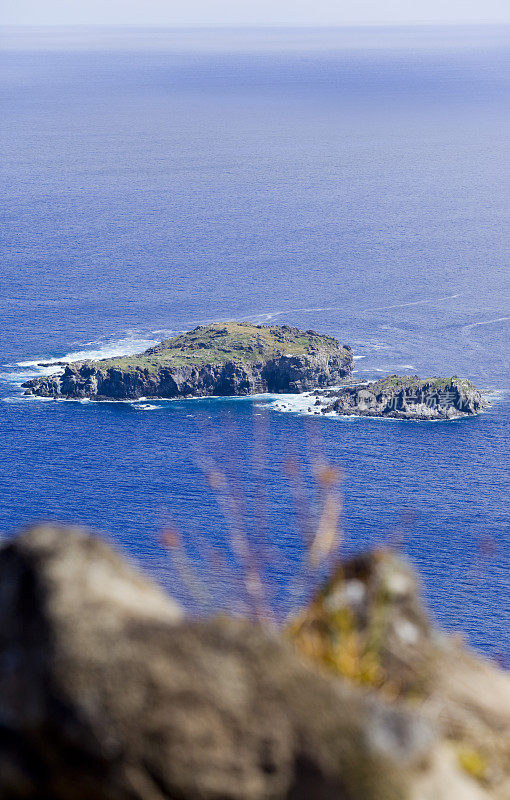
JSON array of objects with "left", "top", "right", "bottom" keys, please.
[{"left": 0, "top": 526, "right": 508, "bottom": 800}]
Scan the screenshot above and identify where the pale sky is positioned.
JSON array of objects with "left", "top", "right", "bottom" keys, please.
[{"left": 2, "top": 0, "right": 510, "bottom": 27}]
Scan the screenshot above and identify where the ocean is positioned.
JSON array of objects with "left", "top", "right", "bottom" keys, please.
[{"left": 1, "top": 26, "right": 509, "bottom": 658}]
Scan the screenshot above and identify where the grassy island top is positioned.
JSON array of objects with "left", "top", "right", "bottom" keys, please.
[
  {"left": 366, "top": 375, "right": 477, "bottom": 393},
  {"left": 93, "top": 322, "right": 350, "bottom": 372}
]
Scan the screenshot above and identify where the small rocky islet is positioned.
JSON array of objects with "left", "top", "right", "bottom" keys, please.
[
  {"left": 22, "top": 321, "right": 488, "bottom": 419},
  {"left": 312, "top": 374, "right": 489, "bottom": 420}
]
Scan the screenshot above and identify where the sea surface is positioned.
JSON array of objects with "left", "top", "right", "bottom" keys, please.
[{"left": 1, "top": 26, "right": 509, "bottom": 657}]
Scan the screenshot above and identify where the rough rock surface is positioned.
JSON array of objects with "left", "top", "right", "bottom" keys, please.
[
  {"left": 314, "top": 375, "right": 488, "bottom": 419},
  {"left": 289, "top": 549, "right": 510, "bottom": 800},
  {"left": 0, "top": 525, "right": 428, "bottom": 800},
  {"left": 22, "top": 322, "right": 354, "bottom": 400},
  {"left": 288, "top": 550, "right": 435, "bottom": 697},
  {"left": 0, "top": 526, "right": 508, "bottom": 800}
]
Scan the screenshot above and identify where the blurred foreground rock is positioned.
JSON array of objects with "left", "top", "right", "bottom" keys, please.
[
  {"left": 289, "top": 549, "right": 510, "bottom": 799},
  {"left": 0, "top": 525, "right": 508, "bottom": 800}
]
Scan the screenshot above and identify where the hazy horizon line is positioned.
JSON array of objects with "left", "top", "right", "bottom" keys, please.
[
  {"left": 4, "top": 22, "right": 508, "bottom": 54},
  {"left": 3, "top": 21, "right": 510, "bottom": 29}
]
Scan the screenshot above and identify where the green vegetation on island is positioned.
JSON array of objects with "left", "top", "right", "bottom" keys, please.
[{"left": 97, "top": 321, "right": 350, "bottom": 372}]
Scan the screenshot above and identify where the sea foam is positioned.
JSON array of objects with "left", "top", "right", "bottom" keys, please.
[{"left": 3, "top": 333, "right": 162, "bottom": 387}]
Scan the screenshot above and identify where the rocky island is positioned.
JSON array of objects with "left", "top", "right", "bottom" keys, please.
[
  {"left": 311, "top": 375, "right": 488, "bottom": 420},
  {"left": 22, "top": 322, "right": 354, "bottom": 400}
]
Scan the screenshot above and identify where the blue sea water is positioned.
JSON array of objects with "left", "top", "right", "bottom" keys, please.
[{"left": 1, "top": 26, "right": 509, "bottom": 657}]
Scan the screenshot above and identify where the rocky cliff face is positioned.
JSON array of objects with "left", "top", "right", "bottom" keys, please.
[
  {"left": 22, "top": 322, "right": 354, "bottom": 400},
  {"left": 0, "top": 525, "right": 508, "bottom": 800},
  {"left": 22, "top": 353, "right": 353, "bottom": 401},
  {"left": 316, "top": 376, "right": 488, "bottom": 420}
]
